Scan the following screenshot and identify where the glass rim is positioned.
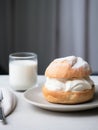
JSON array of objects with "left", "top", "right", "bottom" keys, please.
[{"left": 9, "top": 52, "right": 37, "bottom": 59}]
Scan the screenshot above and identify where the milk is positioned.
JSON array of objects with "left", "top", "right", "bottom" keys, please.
[{"left": 9, "top": 60, "right": 37, "bottom": 90}]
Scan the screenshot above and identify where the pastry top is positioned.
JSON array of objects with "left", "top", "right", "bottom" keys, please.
[{"left": 45, "top": 56, "right": 92, "bottom": 79}]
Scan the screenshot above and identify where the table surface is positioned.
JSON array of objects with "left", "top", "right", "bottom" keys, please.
[{"left": 0, "top": 75, "right": 98, "bottom": 130}]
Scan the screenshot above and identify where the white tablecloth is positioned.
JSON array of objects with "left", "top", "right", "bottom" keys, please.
[{"left": 0, "top": 75, "right": 98, "bottom": 130}]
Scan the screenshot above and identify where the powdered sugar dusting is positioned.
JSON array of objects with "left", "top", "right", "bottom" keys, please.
[
  {"left": 64, "top": 56, "right": 76, "bottom": 66},
  {"left": 72, "top": 57, "right": 89, "bottom": 69},
  {"left": 54, "top": 56, "right": 89, "bottom": 69},
  {"left": 55, "top": 56, "right": 77, "bottom": 66}
]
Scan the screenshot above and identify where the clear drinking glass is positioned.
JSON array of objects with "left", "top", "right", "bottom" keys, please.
[{"left": 9, "top": 52, "right": 38, "bottom": 91}]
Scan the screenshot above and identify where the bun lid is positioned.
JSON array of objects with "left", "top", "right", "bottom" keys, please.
[{"left": 45, "top": 56, "right": 92, "bottom": 79}]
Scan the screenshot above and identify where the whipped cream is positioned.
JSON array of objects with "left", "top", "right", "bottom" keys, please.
[
  {"left": 54, "top": 56, "right": 90, "bottom": 70},
  {"left": 45, "top": 77, "right": 93, "bottom": 92}
]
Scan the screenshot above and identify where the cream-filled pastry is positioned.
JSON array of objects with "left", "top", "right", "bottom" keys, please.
[{"left": 42, "top": 56, "right": 95, "bottom": 104}]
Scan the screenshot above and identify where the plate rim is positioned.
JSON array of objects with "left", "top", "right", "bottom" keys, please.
[{"left": 24, "top": 86, "right": 98, "bottom": 111}]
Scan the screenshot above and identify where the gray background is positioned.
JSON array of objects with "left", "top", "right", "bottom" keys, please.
[{"left": 0, "top": 0, "right": 98, "bottom": 74}]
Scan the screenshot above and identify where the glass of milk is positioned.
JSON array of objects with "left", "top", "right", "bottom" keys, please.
[{"left": 9, "top": 52, "right": 38, "bottom": 91}]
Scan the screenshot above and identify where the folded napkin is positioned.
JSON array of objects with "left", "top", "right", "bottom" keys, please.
[{"left": 0, "top": 88, "right": 17, "bottom": 116}]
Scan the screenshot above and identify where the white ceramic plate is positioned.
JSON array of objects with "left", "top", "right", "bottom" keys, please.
[{"left": 24, "top": 86, "right": 98, "bottom": 112}]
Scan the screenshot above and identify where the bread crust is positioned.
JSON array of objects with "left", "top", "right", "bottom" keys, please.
[
  {"left": 42, "top": 86, "right": 95, "bottom": 104},
  {"left": 45, "top": 59, "right": 91, "bottom": 79}
]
